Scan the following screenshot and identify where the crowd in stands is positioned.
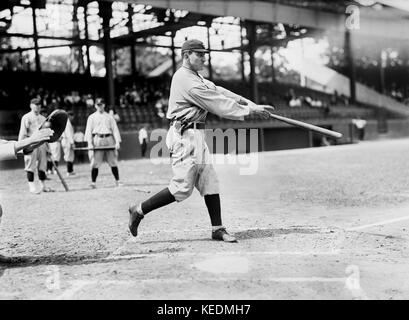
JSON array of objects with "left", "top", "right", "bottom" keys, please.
[{"left": 388, "top": 83, "right": 409, "bottom": 106}]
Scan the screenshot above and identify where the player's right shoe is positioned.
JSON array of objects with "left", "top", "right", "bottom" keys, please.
[
  {"left": 28, "top": 182, "right": 41, "bottom": 194},
  {"left": 128, "top": 204, "right": 144, "bottom": 237},
  {"left": 212, "top": 227, "right": 238, "bottom": 243},
  {"left": 90, "top": 182, "right": 97, "bottom": 189}
]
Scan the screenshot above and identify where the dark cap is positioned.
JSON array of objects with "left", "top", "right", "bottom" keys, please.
[
  {"left": 181, "top": 39, "right": 209, "bottom": 53},
  {"left": 30, "top": 97, "right": 41, "bottom": 105},
  {"left": 95, "top": 97, "right": 105, "bottom": 105}
]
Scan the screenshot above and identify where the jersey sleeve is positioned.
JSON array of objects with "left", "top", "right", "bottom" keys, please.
[
  {"left": 0, "top": 141, "right": 17, "bottom": 161},
  {"left": 84, "top": 116, "right": 93, "bottom": 145},
  {"left": 188, "top": 85, "right": 250, "bottom": 121},
  {"left": 110, "top": 116, "right": 121, "bottom": 143},
  {"left": 18, "top": 116, "right": 28, "bottom": 141}
]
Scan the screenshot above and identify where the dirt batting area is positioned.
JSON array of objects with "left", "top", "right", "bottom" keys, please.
[{"left": 1, "top": 138, "right": 409, "bottom": 300}]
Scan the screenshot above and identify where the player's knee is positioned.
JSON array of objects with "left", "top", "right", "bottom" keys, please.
[{"left": 171, "top": 184, "right": 195, "bottom": 202}]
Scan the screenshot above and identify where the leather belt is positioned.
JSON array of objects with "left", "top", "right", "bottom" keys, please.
[
  {"left": 93, "top": 133, "right": 112, "bottom": 138},
  {"left": 170, "top": 121, "right": 206, "bottom": 134},
  {"left": 183, "top": 122, "right": 206, "bottom": 130}
]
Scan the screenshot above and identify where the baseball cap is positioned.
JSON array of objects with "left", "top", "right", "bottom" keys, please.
[
  {"left": 181, "top": 39, "right": 209, "bottom": 53},
  {"left": 95, "top": 97, "right": 105, "bottom": 105},
  {"left": 30, "top": 97, "right": 41, "bottom": 105}
]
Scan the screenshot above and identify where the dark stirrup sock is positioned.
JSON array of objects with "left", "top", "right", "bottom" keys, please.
[
  {"left": 91, "top": 168, "right": 98, "bottom": 182},
  {"left": 27, "top": 171, "right": 35, "bottom": 182},
  {"left": 38, "top": 170, "right": 47, "bottom": 181},
  {"left": 67, "top": 162, "right": 73, "bottom": 173},
  {"left": 111, "top": 166, "right": 119, "bottom": 180},
  {"left": 141, "top": 187, "right": 176, "bottom": 214},
  {"left": 204, "top": 194, "right": 222, "bottom": 226}
]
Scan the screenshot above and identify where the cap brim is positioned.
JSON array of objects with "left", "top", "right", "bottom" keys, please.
[{"left": 192, "top": 49, "right": 209, "bottom": 53}]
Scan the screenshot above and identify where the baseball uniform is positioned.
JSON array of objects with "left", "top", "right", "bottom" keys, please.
[
  {"left": 18, "top": 111, "right": 47, "bottom": 173},
  {"left": 84, "top": 110, "right": 121, "bottom": 168},
  {"left": 61, "top": 118, "right": 75, "bottom": 163},
  {"left": 166, "top": 66, "right": 251, "bottom": 201}
]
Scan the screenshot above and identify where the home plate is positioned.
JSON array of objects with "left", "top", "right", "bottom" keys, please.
[{"left": 192, "top": 256, "right": 250, "bottom": 274}]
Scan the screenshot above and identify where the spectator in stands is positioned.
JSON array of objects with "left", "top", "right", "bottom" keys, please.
[
  {"left": 340, "top": 94, "right": 349, "bottom": 107},
  {"left": 352, "top": 117, "right": 367, "bottom": 141},
  {"left": 331, "top": 90, "right": 339, "bottom": 105},
  {"left": 304, "top": 96, "right": 323, "bottom": 108},
  {"left": 286, "top": 89, "right": 302, "bottom": 107},
  {"left": 85, "top": 94, "right": 94, "bottom": 108},
  {"left": 109, "top": 108, "right": 121, "bottom": 122},
  {"left": 155, "top": 95, "right": 168, "bottom": 119}
]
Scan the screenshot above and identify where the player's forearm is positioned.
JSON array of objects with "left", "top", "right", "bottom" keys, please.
[
  {"left": 215, "top": 86, "right": 242, "bottom": 101},
  {"left": 189, "top": 88, "right": 250, "bottom": 121},
  {"left": 13, "top": 136, "right": 35, "bottom": 154}
]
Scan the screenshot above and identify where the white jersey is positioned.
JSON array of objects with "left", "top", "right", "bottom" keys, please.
[
  {"left": 18, "top": 111, "right": 46, "bottom": 141},
  {"left": 138, "top": 128, "right": 148, "bottom": 144},
  {"left": 84, "top": 111, "right": 121, "bottom": 144}
]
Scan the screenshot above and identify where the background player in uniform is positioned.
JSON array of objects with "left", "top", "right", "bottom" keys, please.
[
  {"left": 18, "top": 98, "right": 54, "bottom": 194},
  {"left": 85, "top": 97, "right": 122, "bottom": 188},
  {"left": 129, "top": 39, "right": 274, "bottom": 242},
  {"left": 138, "top": 125, "right": 148, "bottom": 157},
  {"left": 61, "top": 112, "right": 76, "bottom": 176},
  {"left": 1, "top": 128, "right": 53, "bottom": 263}
]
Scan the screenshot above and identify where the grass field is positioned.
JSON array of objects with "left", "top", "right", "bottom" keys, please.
[{"left": 1, "top": 138, "right": 409, "bottom": 299}]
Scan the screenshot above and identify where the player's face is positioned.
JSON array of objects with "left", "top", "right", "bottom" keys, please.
[
  {"left": 95, "top": 102, "right": 105, "bottom": 113},
  {"left": 30, "top": 103, "right": 41, "bottom": 115},
  {"left": 188, "top": 51, "right": 206, "bottom": 71}
]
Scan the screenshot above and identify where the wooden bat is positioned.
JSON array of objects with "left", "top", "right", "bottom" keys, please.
[
  {"left": 51, "top": 160, "right": 69, "bottom": 192},
  {"left": 268, "top": 113, "right": 343, "bottom": 139},
  {"left": 73, "top": 146, "right": 116, "bottom": 151}
]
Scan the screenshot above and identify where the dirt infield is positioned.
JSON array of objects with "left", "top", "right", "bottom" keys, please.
[{"left": 1, "top": 138, "right": 409, "bottom": 299}]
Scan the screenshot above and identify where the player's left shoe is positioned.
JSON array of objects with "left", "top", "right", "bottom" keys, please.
[
  {"left": 212, "top": 227, "right": 237, "bottom": 243},
  {"left": 128, "top": 204, "right": 144, "bottom": 237}
]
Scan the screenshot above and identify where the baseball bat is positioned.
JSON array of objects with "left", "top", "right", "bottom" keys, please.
[
  {"left": 73, "top": 146, "right": 116, "bottom": 151},
  {"left": 51, "top": 160, "right": 69, "bottom": 192},
  {"left": 268, "top": 113, "right": 342, "bottom": 139}
]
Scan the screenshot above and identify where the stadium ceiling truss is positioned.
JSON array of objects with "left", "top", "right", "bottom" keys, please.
[
  {"left": 0, "top": 0, "right": 335, "bottom": 55},
  {"left": 0, "top": 0, "right": 405, "bottom": 105}
]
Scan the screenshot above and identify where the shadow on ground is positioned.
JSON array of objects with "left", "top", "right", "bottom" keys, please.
[{"left": 234, "top": 227, "right": 321, "bottom": 240}]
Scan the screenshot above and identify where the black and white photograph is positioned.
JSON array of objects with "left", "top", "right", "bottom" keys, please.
[{"left": 1, "top": 0, "right": 409, "bottom": 306}]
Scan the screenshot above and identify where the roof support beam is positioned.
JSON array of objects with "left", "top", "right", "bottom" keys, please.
[{"left": 117, "top": 0, "right": 409, "bottom": 40}]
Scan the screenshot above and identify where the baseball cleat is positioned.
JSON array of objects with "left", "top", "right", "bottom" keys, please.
[
  {"left": 90, "top": 182, "right": 97, "bottom": 189},
  {"left": 212, "top": 227, "right": 237, "bottom": 243},
  {"left": 42, "top": 187, "right": 55, "bottom": 193},
  {"left": 128, "top": 205, "right": 144, "bottom": 237}
]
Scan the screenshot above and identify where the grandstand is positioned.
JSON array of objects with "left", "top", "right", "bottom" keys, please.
[{"left": 1, "top": 0, "right": 409, "bottom": 157}]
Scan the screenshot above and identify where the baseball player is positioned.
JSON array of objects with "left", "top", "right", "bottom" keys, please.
[
  {"left": 129, "top": 39, "right": 274, "bottom": 242},
  {"left": 61, "top": 112, "right": 76, "bottom": 176},
  {"left": 84, "top": 97, "right": 122, "bottom": 188},
  {"left": 18, "top": 98, "right": 54, "bottom": 194},
  {"left": 1, "top": 128, "right": 53, "bottom": 263},
  {"left": 138, "top": 125, "right": 148, "bottom": 157}
]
